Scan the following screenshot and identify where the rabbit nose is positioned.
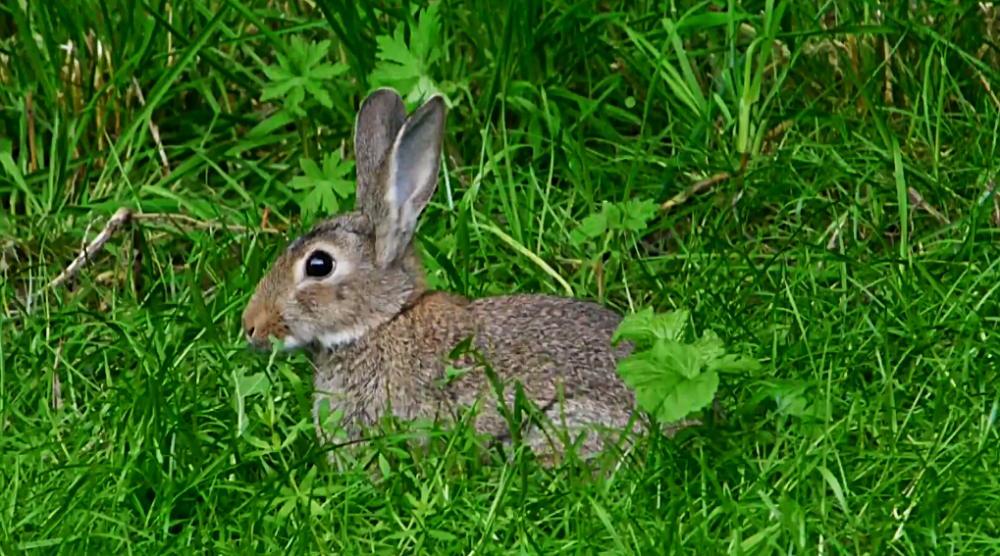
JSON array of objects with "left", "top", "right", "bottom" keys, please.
[
  {"left": 242, "top": 309, "right": 261, "bottom": 340},
  {"left": 244, "top": 317, "right": 260, "bottom": 340}
]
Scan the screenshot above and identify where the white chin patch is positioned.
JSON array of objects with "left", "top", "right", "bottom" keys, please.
[
  {"left": 280, "top": 336, "right": 303, "bottom": 351},
  {"left": 318, "top": 327, "right": 366, "bottom": 350}
]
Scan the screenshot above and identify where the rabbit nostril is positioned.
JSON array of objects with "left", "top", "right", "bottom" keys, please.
[{"left": 247, "top": 326, "right": 256, "bottom": 338}]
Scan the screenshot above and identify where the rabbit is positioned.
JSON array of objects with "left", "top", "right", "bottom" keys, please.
[{"left": 241, "top": 88, "right": 696, "bottom": 466}]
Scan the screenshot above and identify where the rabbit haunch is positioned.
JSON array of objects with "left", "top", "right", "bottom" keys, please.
[{"left": 242, "top": 89, "right": 676, "bottom": 462}]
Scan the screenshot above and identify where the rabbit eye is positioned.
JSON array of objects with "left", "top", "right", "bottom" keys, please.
[{"left": 305, "top": 250, "right": 335, "bottom": 278}]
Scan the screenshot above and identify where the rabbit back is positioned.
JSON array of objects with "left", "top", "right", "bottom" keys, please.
[{"left": 459, "top": 294, "right": 641, "bottom": 458}]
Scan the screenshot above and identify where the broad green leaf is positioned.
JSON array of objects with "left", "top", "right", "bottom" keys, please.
[
  {"left": 776, "top": 388, "right": 810, "bottom": 417},
  {"left": 258, "top": 36, "right": 344, "bottom": 115},
  {"left": 706, "top": 352, "right": 762, "bottom": 374},
  {"left": 579, "top": 212, "right": 608, "bottom": 238},
  {"left": 378, "top": 453, "right": 392, "bottom": 479},
  {"left": 651, "top": 338, "right": 703, "bottom": 379},
  {"left": 246, "top": 109, "right": 296, "bottom": 140},
  {"left": 312, "top": 64, "right": 349, "bottom": 80},
  {"left": 605, "top": 202, "right": 623, "bottom": 230},
  {"left": 693, "top": 329, "right": 727, "bottom": 362},
  {"left": 233, "top": 371, "right": 271, "bottom": 437},
  {"left": 236, "top": 373, "right": 271, "bottom": 398},
  {"left": 305, "top": 186, "right": 339, "bottom": 215},
  {"left": 261, "top": 64, "right": 292, "bottom": 82},
  {"left": 288, "top": 152, "right": 357, "bottom": 216},
  {"left": 623, "top": 198, "right": 658, "bottom": 232},
  {"left": 370, "top": 3, "right": 443, "bottom": 104},
  {"left": 322, "top": 152, "right": 354, "bottom": 179},
  {"left": 299, "top": 465, "right": 318, "bottom": 491},
  {"left": 306, "top": 82, "right": 333, "bottom": 108},
  {"left": 613, "top": 308, "right": 689, "bottom": 345},
  {"left": 612, "top": 306, "right": 759, "bottom": 423},
  {"left": 372, "top": 27, "right": 421, "bottom": 87},
  {"left": 413, "top": 1, "right": 441, "bottom": 64},
  {"left": 616, "top": 349, "right": 719, "bottom": 423},
  {"left": 297, "top": 158, "right": 323, "bottom": 182}
]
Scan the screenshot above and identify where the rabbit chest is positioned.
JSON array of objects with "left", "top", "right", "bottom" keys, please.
[{"left": 309, "top": 291, "right": 478, "bottom": 442}]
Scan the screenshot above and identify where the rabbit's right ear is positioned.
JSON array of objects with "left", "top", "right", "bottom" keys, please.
[
  {"left": 354, "top": 88, "right": 408, "bottom": 213},
  {"left": 372, "top": 95, "right": 447, "bottom": 267}
]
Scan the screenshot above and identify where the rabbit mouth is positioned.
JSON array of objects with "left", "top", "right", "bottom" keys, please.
[{"left": 247, "top": 334, "right": 303, "bottom": 353}]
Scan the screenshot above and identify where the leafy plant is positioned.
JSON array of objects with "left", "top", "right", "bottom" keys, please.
[
  {"left": 613, "top": 308, "right": 759, "bottom": 423},
  {"left": 233, "top": 370, "right": 272, "bottom": 437},
  {"left": 261, "top": 37, "right": 348, "bottom": 117},
  {"left": 288, "top": 151, "right": 356, "bottom": 218},
  {"left": 370, "top": 1, "right": 451, "bottom": 107},
  {"left": 570, "top": 198, "right": 658, "bottom": 284},
  {"left": 570, "top": 198, "right": 658, "bottom": 247}
]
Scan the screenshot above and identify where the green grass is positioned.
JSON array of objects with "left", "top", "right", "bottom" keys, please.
[{"left": 2, "top": 0, "right": 1000, "bottom": 553}]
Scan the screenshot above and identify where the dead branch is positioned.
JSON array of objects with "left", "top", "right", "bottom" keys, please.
[
  {"left": 659, "top": 173, "right": 730, "bottom": 213},
  {"left": 827, "top": 225, "right": 843, "bottom": 251},
  {"left": 131, "top": 77, "right": 170, "bottom": 174},
  {"left": 37, "top": 207, "right": 133, "bottom": 298},
  {"left": 907, "top": 187, "right": 949, "bottom": 225},
  {"left": 131, "top": 212, "right": 281, "bottom": 234},
  {"left": 52, "top": 339, "right": 64, "bottom": 410},
  {"left": 27, "top": 90, "right": 37, "bottom": 172},
  {"left": 260, "top": 207, "right": 271, "bottom": 230}
]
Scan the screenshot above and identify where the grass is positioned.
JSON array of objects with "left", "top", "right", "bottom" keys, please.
[{"left": 2, "top": 0, "right": 1000, "bottom": 553}]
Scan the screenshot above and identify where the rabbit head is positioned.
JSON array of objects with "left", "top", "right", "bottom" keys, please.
[{"left": 242, "top": 89, "right": 447, "bottom": 352}]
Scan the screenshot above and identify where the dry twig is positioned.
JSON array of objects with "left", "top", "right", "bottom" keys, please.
[
  {"left": 27, "top": 90, "right": 37, "bottom": 172},
  {"left": 52, "top": 339, "right": 64, "bottom": 410},
  {"left": 986, "top": 179, "right": 1000, "bottom": 227},
  {"left": 260, "top": 207, "right": 271, "bottom": 230},
  {"left": 131, "top": 77, "right": 171, "bottom": 174},
  {"left": 37, "top": 208, "right": 133, "bottom": 298},
  {"left": 907, "top": 187, "right": 949, "bottom": 225},
  {"left": 827, "top": 225, "right": 842, "bottom": 251},
  {"left": 131, "top": 212, "right": 281, "bottom": 234},
  {"left": 659, "top": 173, "right": 730, "bottom": 213}
]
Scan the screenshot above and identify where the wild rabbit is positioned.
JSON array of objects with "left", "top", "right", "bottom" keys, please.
[{"left": 242, "top": 89, "right": 688, "bottom": 464}]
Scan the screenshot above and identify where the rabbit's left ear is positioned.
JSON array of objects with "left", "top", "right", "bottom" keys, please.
[
  {"left": 354, "top": 88, "right": 408, "bottom": 215},
  {"left": 374, "top": 94, "right": 446, "bottom": 267}
]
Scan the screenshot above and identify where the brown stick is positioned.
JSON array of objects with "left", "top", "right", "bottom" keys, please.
[
  {"left": 37, "top": 208, "right": 133, "bottom": 297},
  {"left": 659, "top": 172, "right": 730, "bottom": 213},
  {"left": 52, "top": 339, "right": 64, "bottom": 410},
  {"left": 33, "top": 209, "right": 273, "bottom": 303},
  {"left": 974, "top": 44, "right": 1000, "bottom": 111},
  {"left": 827, "top": 225, "right": 843, "bottom": 251},
  {"left": 132, "top": 212, "right": 281, "bottom": 234},
  {"left": 131, "top": 77, "right": 171, "bottom": 174},
  {"left": 260, "top": 207, "right": 271, "bottom": 230},
  {"left": 883, "top": 37, "right": 894, "bottom": 105},
  {"left": 907, "top": 187, "right": 949, "bottom": 225},
  {"left": 27, "top": 90, "right": 37, "bottom": 172}
]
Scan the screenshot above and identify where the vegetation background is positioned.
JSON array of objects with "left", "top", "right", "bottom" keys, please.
[{"left": 2, "top": 0, "right": 1000, "bottom": 553}]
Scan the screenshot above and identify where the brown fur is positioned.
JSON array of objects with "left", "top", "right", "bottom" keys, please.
[{"left": 242, "top": 89, "right": 688, "bottom": 465}]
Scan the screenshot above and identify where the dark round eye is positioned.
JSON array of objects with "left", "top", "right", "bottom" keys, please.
[{"left": 305, "top": 250, "right": 335, "bottom": 278}]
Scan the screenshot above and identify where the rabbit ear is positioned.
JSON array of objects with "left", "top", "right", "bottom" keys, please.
[
  {"left": 354, "top": 88, "right": 408, "bottom": 214},
  {"left": 374, "top": 94, "right": 447, "bottom": 267}
]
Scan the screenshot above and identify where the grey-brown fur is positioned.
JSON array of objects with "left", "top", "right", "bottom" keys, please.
[{"left": 242, "top": 89, "right": 687, "bottom": 465}]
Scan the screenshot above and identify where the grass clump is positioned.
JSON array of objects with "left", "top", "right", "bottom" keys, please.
[{"left": 2, "top": 0, "right": 1000, "bottom": 553}]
